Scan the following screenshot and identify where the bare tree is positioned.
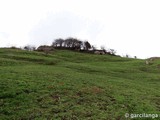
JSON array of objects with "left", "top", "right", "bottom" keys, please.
[
  {"left": 84, "top": 41, "right": 91, "bottom": 50},
  {"left": 126, "top": 54, "right": 129, "bottom": 58},
  {"left": 63, "top": 37, "right": 83, "bottom": 50},
  {"left": 52, "top": 38, "right": 64, "bottom": 48},
  {"left": 24, "top": 45, "right": 36, "bottom": 51},
  {"left": 109, "top": 49, "right": 116, "bottom": 55},
  {"left": 134, "top": 56, "right": 137, "bottom": 59},
  {"left": 91, "top": 45, "right": 96, "bottom": 51}
]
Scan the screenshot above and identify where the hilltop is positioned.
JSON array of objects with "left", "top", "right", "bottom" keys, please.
[{"left": 0, "top": 48, "right": 160, "bottom": 119}]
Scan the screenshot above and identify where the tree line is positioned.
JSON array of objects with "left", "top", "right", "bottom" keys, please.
[
  {"left": 15, "top": 37, "right": 116, "bottom": 56},
  {"left": 52, "top": 37, "right": 91, "bottom": 51}
]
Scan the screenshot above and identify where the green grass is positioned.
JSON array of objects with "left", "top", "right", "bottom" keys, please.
[{"left": 0, "top": 48, "right": 160, "bottom": 120}]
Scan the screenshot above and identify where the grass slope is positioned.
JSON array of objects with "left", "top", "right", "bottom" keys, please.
[{"left": 0, "top": 48, "right": 160, "bottom": 120}]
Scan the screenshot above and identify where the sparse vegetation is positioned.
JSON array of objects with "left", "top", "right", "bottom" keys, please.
[
  {"left": 0, "top": 48, "right": 160, "bottom": 119},
  {"left": 23, "top": 45, "right": 36, "bottom": 51}
]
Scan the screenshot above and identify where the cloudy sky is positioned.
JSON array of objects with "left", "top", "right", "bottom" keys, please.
[{"left": 0, "top": 0, "right": 160, "bottom": 58}]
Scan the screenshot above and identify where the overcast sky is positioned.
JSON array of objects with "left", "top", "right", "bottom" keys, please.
[{"left": 0, "top": 0, "right": 160, "bottom": 58}]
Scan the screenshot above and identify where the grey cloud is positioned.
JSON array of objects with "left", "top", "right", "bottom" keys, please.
[{"left": 29, "top": 12, "right": 103, "bottom": 46}]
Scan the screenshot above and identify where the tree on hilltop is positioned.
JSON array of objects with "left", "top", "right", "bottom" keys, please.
[
  {"left": 84, "top": 41, "right": 91, "bottom": 50},
  {"left": 52, "top": 38, "right": 64, "bottom": 48},
  {"left": 52, "top": 37, "right": 83, "bottom": 50}
]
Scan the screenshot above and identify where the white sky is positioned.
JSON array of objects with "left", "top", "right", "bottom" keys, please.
[{"left": 0, "top": 0, "right": 160, "bottom": 58}]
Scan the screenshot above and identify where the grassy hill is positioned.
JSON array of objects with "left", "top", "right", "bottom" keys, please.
[{"left": 0, "top": 48, "right": 160, "bottom": 120}]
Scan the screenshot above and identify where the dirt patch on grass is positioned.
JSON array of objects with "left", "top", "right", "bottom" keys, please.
[{"left": 78, "top": 86, "right": 104, "bottom": 95}]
